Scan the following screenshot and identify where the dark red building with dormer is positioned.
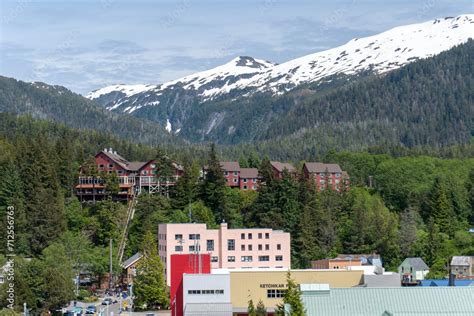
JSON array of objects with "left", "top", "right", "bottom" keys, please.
[{"left": 75, "top": 148, "right": 184, "bottom": 202}]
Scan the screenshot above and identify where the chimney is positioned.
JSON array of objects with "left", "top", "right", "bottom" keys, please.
[
  {"left": 109, "top": 147, "right": 113, "bottom": 153},
  {"left": 114, "top": 151, "right": 117, "bottom": 155},
  {"left": 104, "top": 148, "right": 107, "bottom": 152}
]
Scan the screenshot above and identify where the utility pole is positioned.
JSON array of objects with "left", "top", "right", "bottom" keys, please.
[{"left": 109, "top": 239, "right": 113, "bottom": 291}]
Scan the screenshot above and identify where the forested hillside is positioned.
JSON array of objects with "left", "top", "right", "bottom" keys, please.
[
  {"left": 261, "top": 39, "right": 474, "bottom": 148},
  {"left": 145, "top": 40, "right": 473, "bottom": 152},
  {"left": 1, "top": 112, "right": 473, "bottom": 314},
  {"left": 178, "top": 40, "right": 473, "bottom": 149},
  {"left": 0, "top": 77, "right": 180, "bottom": 146}
]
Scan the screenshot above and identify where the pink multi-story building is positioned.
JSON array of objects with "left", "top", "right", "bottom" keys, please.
[{"left": 158, "top": 222, "right": 291, "bottom": 284}]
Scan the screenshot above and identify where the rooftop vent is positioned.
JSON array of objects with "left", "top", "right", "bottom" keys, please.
[{"left": 300, "top": 283, "right": 330, "bottom": 296}]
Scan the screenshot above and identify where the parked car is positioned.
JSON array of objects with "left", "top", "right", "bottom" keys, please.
[
  {"left": 85, "top": 305, "right": 96, "bottom": 314},
  {"left": 64, "top": 307, "right": 83, "bottom": 316},
  {"left": 101, "top": 298, "right": 112, "bottom": 305}
]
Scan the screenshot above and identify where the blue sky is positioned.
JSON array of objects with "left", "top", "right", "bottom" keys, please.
[{"left": 1, "top": 0, "right": 472, "bottom": 94}]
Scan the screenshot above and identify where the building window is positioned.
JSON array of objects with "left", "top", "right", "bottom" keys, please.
[
  {"left": 207, "top": 240, "right": 214, "bottom": 251},
  {"left": 175, "top": 234, "right": 183, "bottom": 240},
  {"left": 258, "top": 233, "right": 262, "bottom": 239},
  {"left": 248, "top": 233, "right": 252, "bottom": 239},
  {"left": 211, "top": 256, "right": 219, "bottom": 263},
  {"left": 277, "top": 244, "right": 281, "bottom": 250},
  {"left": 189, "top": 234, "right": 200, "bottom": 240},
  {"left": 233, "top": 171, "right": 238, "bottom": 176},
  {"left": 252, "top": 185, "right": 256, "bottom": 190},
  {"left": 233, "top": 178, "right": 238, "bottom": 183},
  {"left": 108, "top": 164, "right": 114, "bottom": 169},
  {"left": 243, "top": 178, "right": 248, "bottom": 183},
  {"left": 276, "top": 255, "right": 283, "bottom": 261},
  {"left": 99, "top": 164, "right": 104, "bottom": 169},
  {"left": 259, "top": 256, "right": 270, "bottom": 262},
  {"left": 267, "top": 289, "right": 286, "bottom": 298},
  {"left": 224, "top": 171, "right": 228, "bottom": 176},
  {"left": 248, "top": 245, "right": 253, "bottom": 251},
  {"left": 241, "top": 233, "right": 245, "bottom": 239},
  {"left": 265, "top": 244, "right": 270, "bottom": 251},
  {"left": 175, "top": 246, "right": 183, "bottom": 252},
  {"left": 228, "top": 239, "right": 235, "bottom": 251},
  {"left": 189, "top": 245, "right": 200, "bottom": 252},
  {"left": 243, "top": 185, "right": 248, "bottom": 190},
  {"left": 258, "top": 244, "right": 262, "bottom": 251},
  {"left": 241, "top": 256, "right": 253, "bottom": 262},
  {"left": 228, "top": 256, "right": 235, "bottom": 262},
  {"left": 241, "top": 244, "right": 245, "bottom": 251},
  {"left": 265, "top": 233, "right": 270, "bottom": 239}
]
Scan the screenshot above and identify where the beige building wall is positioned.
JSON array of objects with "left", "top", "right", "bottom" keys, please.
[{"left": 229, "top": 269, "right": 364, "bottom": 311}]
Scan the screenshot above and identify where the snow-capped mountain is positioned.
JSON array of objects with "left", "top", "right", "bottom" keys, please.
[{"left": 87, "top": 15, "right": 473, "bottom": 134}]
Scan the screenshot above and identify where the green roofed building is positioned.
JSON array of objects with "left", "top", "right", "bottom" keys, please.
[{"left": 300, "top": 285, "right": 474, "bottom": 315}]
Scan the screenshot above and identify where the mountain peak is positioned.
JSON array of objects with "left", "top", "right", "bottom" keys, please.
[
  {"left": 231, "top": 56, "right": 275, "bottom": 69},
  {"left": 87, "top": 14, "right": 473, "bottom": 105}
]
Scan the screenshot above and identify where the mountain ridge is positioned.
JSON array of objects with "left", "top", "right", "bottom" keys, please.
[{"left": 87, "top": 14, "right": 473, "bottom": 128}]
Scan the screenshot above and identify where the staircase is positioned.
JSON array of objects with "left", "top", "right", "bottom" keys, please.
[{"left": 118, "top": 196, "right": 138, "bottom": 263}]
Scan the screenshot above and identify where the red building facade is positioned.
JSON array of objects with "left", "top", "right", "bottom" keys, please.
[
  {"left": 170, "top": 254, "right": 211, "bottom": 316},
  {"left": 303, "top": 162, "right": 350, "bottom": 191}
]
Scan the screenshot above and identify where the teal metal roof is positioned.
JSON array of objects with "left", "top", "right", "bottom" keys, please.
[{"left": 301, "top": 287, "right": 474, "bottom": 315}]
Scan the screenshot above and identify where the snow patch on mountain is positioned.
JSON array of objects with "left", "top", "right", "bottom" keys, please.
[
  {"left": 165, "top": 119, "right": 172, "bottom": 133},
  {"left": 86, "top": 15, "right": 473, "bottom": 111},
  {"left": 87, "top": 84, "right": 157, "bottom": 99}
]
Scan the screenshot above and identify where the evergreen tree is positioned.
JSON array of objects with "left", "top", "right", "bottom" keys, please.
[
  {"left": 256, "top": 299, "right": 267, "bottom": 316},
  {"left": 275, "top": 271, "right": 305, "bottom": 316},
  {"left": 104, "top": 171, "right": 120, "bottom": 197},
  {"left": 39, "top": 243, "right": 75, "bottom": 312},
  {"left": 247, "top": 297, "right": 256, "bottom": 316},
  {"left": 399, "top": 207, "right": 418, "bottom": 257},
  {"left": 172, "top": 161, "right": 199, "bottom": 210},
  {"left": 134, "top": 232, "right": 168, "bottom": 309},
  {"left": 154, "top": 148, "right": 174, "bottom": 179},
  {"left": 294, "top": 207, "right": 319, "bottom": 268},
  {"left": 201, "top": 143, "right": 228, "bottom": 222},
  {"left": 465, "top": 168, "right": 474, "bottom": 224},
  {"left": 428, "top": 177, "right": 455, "bottom": 236},
  {"left": 17, "top": 139, "right": 66, "bottom": 255}
]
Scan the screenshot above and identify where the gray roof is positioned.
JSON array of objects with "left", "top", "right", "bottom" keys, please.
[
  {"left": 401, "top": 257, "right": 429, "bottom": 270},
  {"left": 301, "top": 287, "right": 474, "bottom": 315},
  {"left": 305, "top": 162, "right": 342, "bottom": 173},
  {"left": 451, "top": 256, "right": 473, "bottom": 266},
  {"left": 240, "top": 168, "right": 258, "bottom": 178},
  {"left": 363, "top": 273, "right": 401, "bottom": 288},
  {"left": 270, "top": 161, "right": 295, "bottom": 173},
  {"left": 220, "top": 161, "right": 240, "bottom": 171},
  {"left": 122, "top": 252, "right": 142, "bottom": 269},
  {"left": 100, "top": 150, "right": 130, "bottom": 169},
  {"left": 127, "top": 161, "right": 149, "bottom": 171}
]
